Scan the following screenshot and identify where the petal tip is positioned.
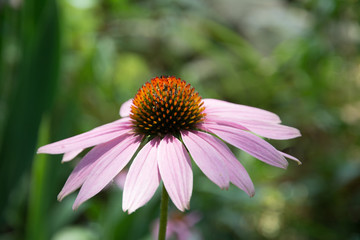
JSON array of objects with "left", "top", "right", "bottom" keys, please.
[
  {"left": 119, "top": 99, "right": 133, "bottom": 117},
  {"left": 72, "top": 203, "right": 79, "bottom": 211},
  {"left": 121, "top": 205, "right": 128, "bottom": 213},
  {"left": 126, "top": 207, "right": 137, "bottom": 214},
  {"left": 72, "top": 195, "right": 86, "bottom": 210},
  {"left": 183, "top": 201, "right": 191, "bottom": 211},
  {"left": 218, "top": 182, "right": 230, "bottom": 190},
  {"left": 279, "top": 157, "right": 289, "bottom": 169},
  {"left": 243, "top": 185, "right": 255, "bottom": 197},
  {"left": 293, "top": 131, "right": 302, "bottom": 139},
  {"left": 291, "top": 158, "right": 302, "bottom": 165},
  {"left": 281, "top": 163, "right": 288, "bottom": 169},
  {"left": 57, "top": 190, "right": 67, "bottom": 201},
  {"left": 178, "top": 206, "right": 186, "bottom": 212},
  {"left": 37, "top": 148, "right": 45, "bottom": 154}
]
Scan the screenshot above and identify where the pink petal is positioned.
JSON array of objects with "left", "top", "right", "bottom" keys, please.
[
  {"left": 205, "top": 114, "right": 301, "bottom": 140},
  {"left": 199, "top": 133, "right": 254, "bottom": 196},
  {"left": 201, "top": 123, "right": 288, "bottom": 169},
  {"left": 114, "top": 169, "right": 128, "bottom": 190},
  {"left": 58, "top": 137, "right": 125, "bottom": 201},
  {"left": 119, "top": 99, "right": 133, "bottom": 117},
  {"left": 72, "top": 134, "right": 142, "bottom": 209},
  {"left": 37, "top": 118, "right": 133, "bottom": 154},
  {"left": 158, "top": 135, "right": 193, "bottom": 211},
  {"left": 173, "top": 221, "right": 191, "bottom": 240},
  {"left": 181, "top": 131, "right": 229, "bottom": 189},
  {"left": 62, "top": 149, "right": 83, "bottom": 162},
  {"left": 184, "top": 212, "right": 202, "bottom": 226},
  {"left": 278, "top": 151, "right": 302, "bottom": 165},
  {"left": 203, "top": 98, "right": 281, "bottom": 123},
  {"left": 122, "top": 138, "right": 161, "bottom": 213}
]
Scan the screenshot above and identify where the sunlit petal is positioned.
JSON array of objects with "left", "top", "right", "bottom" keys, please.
[
  {"left": 37, "top": 118, "right": 132, "bottom": 154},
  {"left": 122, "top": 138, "right": 161, "bottom": 213},
  {"left": 119, "top": 99, "right": 133, "bottom": 117},
  {"left": 73, "top": 134, "right": 142, "bottom": 209},
  {"left": 201, "top": 123, "right": 288, "bottom": 169},
  {"left": 158, "top": 135, "right": 193, "bottom": 211},
  {"left": 181, "top": 131, "right": 229, "bottom": 189}
]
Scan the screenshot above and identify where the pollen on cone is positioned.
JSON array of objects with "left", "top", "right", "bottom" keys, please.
[{"left": 130, "top": 76, "right": 206, "bottom": 136}]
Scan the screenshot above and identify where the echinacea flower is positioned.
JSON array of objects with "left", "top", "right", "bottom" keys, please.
[
  {"left": 37, "top": 76, "right": 301, "bottom": 213},
  {"left": 152, "top": 212, "right": 201, "bottom": 240}
]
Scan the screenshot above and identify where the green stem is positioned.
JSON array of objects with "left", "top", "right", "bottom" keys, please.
[{"left": 158, "top": 184, "right": 169, "bottom": 240}]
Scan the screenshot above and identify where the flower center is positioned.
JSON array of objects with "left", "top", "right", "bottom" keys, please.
[{"left": 130, "top": 76, "right": 206, "bottom": 136}]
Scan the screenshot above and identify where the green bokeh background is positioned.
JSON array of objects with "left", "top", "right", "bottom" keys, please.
[{"left": 1, "top": 0, "right": 359, "bottom": 239}]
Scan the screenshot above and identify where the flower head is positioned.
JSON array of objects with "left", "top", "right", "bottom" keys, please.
[
  {"left": 37, "top": 76, "right": 301, "bottom": 213},
  {"left": 130, "top": 77, "right": 205, "bottom": 136}
]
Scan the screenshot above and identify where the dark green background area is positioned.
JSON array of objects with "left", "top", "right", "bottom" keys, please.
[{"left": 1, "top": 0, "right": 359, "bottom": 239}]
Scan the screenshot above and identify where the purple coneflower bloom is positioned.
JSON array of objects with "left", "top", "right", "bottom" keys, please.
[
  {"left": 152, "top": 212, "right": 201, "bottom": 240},
  {"left": 37, "top": 76, "right": 301, "bottom": 213}
]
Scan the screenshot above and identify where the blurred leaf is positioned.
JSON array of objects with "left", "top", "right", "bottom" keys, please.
[{"left": 0, "top": 0, "right": 60, "bottom": 232}]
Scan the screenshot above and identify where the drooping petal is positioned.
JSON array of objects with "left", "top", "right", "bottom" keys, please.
[
  {"left": 37, "top": 118, "right": 133, "bottom": 154},
  {"left": 122, "top": 138, "right": 161, "bottom": 213},
  {"left": 158, "top": 135, "right": 193, "bottom": 211},
  {"left": 183, "top": 130, "right": 253, "bottom": 195},
  {"left": 58, "top": 136, "right": 126, "bottom": 201},
  {"left": 203, "top": 98, "right": 281, "bottom": 123},
  {"left": 181, "top": 131, "right": 229, "bottom": 189},
  {"left": 278, "top": 151, "right": 302, "bottom": 165},
  {"left": 119, "top": 99, "right": 133, "bottom": 117},
  {"left": 209, "top": 135, "right": 255, "bottom": 196},
  {"left": 73, "top": 134, "right": 142, "bottom": 209},
  {"left": 201, "top": 123, "right": 288, "bottom": 169},
  {"left": 205, "top": 114, "right": 301, "bottom": 140},
  {"left": 62, "top": 149, "right": 83, "bottom": 162}
]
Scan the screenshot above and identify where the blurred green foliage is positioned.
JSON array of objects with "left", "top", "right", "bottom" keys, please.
[{"left": 1, "top": 0, "right": 360, "bottom": 239}]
